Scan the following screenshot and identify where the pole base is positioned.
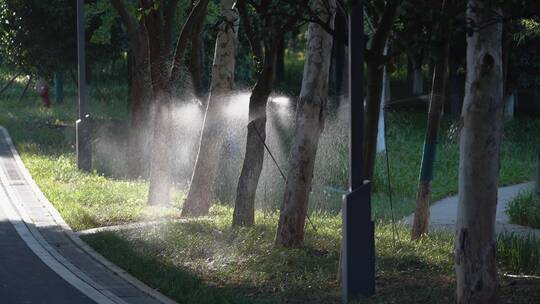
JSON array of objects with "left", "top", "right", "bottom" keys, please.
[
  {"left": 76, "top": 116, "right": 92, "bottom": 171},
  {"left": 342, "top": 182, "right": 375, "bottom": 303}
]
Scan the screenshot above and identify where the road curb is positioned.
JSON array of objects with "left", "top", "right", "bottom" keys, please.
[{"left": 0, "top": 126, "right": 177, "bottom": 304}]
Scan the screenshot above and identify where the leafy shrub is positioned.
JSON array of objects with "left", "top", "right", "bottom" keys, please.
[
  {"left": 497, "top": 234, "right": 540, "bottom": 275},
  {"left": 506, "top": 188, "right": 540, "bottom": 228}
]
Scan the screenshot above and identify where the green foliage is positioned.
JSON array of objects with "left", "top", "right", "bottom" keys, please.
[
  {"left": 87, "top": 1, "right": 117, "bottom": 45},
  {"left": 0, "top": 0, "right": 125, "bottom": 76},
  {"left": 0, "top": 0, "right": 77, "bottom": 74},
  {"left": 506, "top": 188, "right": 540, "bottom": 228}
]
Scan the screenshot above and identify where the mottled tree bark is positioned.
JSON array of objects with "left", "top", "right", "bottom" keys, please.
[
  {"left": 182, "top": 1, "right": 239, "bottom": 217},
  {"left": 144, "top": 0, "right": 210, "bottom": 205},
  {"left": 275, "top": 0, "right": 335, "bottom": 248},
  {"left": 232, "top": 50, "right": 276, "bottom": 226},
  {"left": 127, "top": 30, "right": 152, "bottom": 178},
  {"left": 110, "top": 0, "right": 153, "bottom": 178},
  {"left": 455, "top": 1, "right": 503, "bottom": 302}
]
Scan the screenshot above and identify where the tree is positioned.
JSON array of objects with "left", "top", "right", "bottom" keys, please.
[
  {"left": 140, "top": 0, "right": 210, "bottom": 205},
  {"left": 232, "top": 0, "right": 311, "bottom": 226},
  {"left": 0, "top": 0, "right": 76, "bottom": 75},
  {"left": 274, "top": 0, "right": 336, "bottom": 247},
  {"left": 0, "top": 0, "right": 122, "bottom": 76},
  {"left": 109, "top": 0, "right": 153, "bottom": 177},
  {"left": 188, "top": 0, "right": 209, "bottom": 102},
  {"left": 362, "top": 0, "right": 401, "bottom": 181},
  {"left": 455, "top": 1, "right": 503, "bottom": 302},
  {"left": 411, "top": 0, "right": 451, "bottom": 239},
  {"left": 182, "top": 0, "right": 239, "bottom": 217}
]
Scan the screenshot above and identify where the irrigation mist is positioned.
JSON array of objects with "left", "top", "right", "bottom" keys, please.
[{"left": 92, "top": 92, "right": 352, "bottom": 213}]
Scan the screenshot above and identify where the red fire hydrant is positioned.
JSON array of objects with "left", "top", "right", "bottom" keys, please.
[{"left": 38, "top": 84, "right": 50, "bottom": 107}]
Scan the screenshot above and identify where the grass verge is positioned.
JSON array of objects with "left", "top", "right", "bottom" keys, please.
[
  {"left": 82, "top": 206, "right": 540, "bottom": 304},
  {"left": 506, "top": 188, "right": 540, "bottom": 228}
]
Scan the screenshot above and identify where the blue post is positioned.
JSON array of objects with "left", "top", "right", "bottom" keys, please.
[{"left": 76, "top": 0, "right": 91, "bottom": 171}]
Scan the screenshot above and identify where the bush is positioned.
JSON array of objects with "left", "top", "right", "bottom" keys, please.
[
  {"left": 498, "top": 234, "right": 540, "bottom": 275},
  {"left": 506, "top": 188, "right": 540, "bottom": 228}
]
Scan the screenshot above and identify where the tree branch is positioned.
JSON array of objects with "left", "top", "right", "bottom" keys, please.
[{"left": 168, "top": 0, "right": 210, "bottom": 84}]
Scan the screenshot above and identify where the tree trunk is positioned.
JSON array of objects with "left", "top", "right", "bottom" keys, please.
[
  {"left": 333, "top": 9, "right": 347, "bottom": 99},
  {"left": 275, "top": 0, "right": 335, "bottom": 247},
  {"left": 143, "top": 0, "right": 210, "bottom": 205},
  {"left": 182, "top": 2, "right": 239, "bottom": 217},
  {"left": 536, "top": 151, "right": 540, "bottom": 200},
  {"left": 361, "top": 0, "right": 400, "bottom": 181},
  {"left": 412, "top": 62, "right": 424, "bottom": 95},
  {"left": 147, "top": 94, "right": 174, "bottom": 205},
  {"left": 377, "top": 45, "right": 390, "bottom": 153},
  {"left": 363, "top": 60, "right": 384, "bottom": 180},
  {"left": 411, "top": 4, "right": 450, "bottom": 239},
  {"left": 54, "top": 72, "right": 64, "bottom": 104},
  {"left": 232, "top": 48, "right": 276, "bottom": 227},
  {"left": 455, "top": 2, "right": 503, "bottom": 302},
  {"left": 127, "top": 28, "right": 152, "bottom": 178},
  {"left": 448, "top": 57, "right": 465, "bottom": 118},
  {"left": 189, "top": 0, "right": 208, "bottom": 102},
  {"left": 275, "top": 36, "right": 285, "bottom": 83}
]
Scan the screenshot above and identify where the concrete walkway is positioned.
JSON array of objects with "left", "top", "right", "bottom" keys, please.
[
  {"left": 0, "top": 127, "right": 176, "bottom": 304},
  {"left": 403, "top": 183, "right": 540, "bottom": 238}
]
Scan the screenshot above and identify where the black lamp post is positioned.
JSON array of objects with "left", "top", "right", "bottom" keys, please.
[
  {"left": 342, "top": 1, "right": 375, "bottom": 302},
  {"left": 76, "top": 0, "right": 91, "bottom": 171}
]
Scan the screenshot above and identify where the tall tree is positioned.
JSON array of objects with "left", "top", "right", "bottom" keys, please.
[
  {"left": 232, "top": 0, "right": 310, "bottom": 226},
  {"left": 362, "top": 0, "right": 401, "bottom": 181},
  {"left": 182, "top": 0, "right": 239, "bottom": 217},
  {"left": 140, "top": 0, "right": 210, "bottom": 205},
  {"left": 188, "top": 0, "right": 208, "bottom": 102},
  {"left": 109, "top": 0, "right": 153, "bottom": 177},
  {"left": 274, "top": 0, "right": 336, "bottom": 247},
  {"left": 455, "top": 0, "right": 503, "bottom": 302},
  {"left": 411, "top": 0, "right": 451, "bottom": 239}
]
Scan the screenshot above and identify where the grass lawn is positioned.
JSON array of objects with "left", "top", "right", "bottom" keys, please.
[
  {"left": 82, "top": 207, "right": 540, "bottom": 303},
  {"left": 506, "top": 187, "right": 540, "bottom": 228},
  {"left": 1, "top": 70, "right": 540, "bottom": 303}
]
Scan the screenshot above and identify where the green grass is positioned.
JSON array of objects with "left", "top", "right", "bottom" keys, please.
[
  {"left": 82, "top": 206, "right": 540, "bottom": 303},
  {"left": 498, "top": 234, "right": 540, "bottom": 275},
  {"left": 0, "top": 71, "right": 183, "bottom": 230},
  {"left": 506, "top": 188, "right": 540, "bottom": 228},
  {"left": 2, "top": 68, "right": 540, "bottom": 302}
]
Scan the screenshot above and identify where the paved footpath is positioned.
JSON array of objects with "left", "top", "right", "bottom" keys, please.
[
  {"left": 0, "top": 127, "right": 175, "bottom": 304},
  {"left": 403, "top": 182, "right": 540, "bottom": 238}
]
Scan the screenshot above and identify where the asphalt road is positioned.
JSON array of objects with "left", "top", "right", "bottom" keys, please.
[{"left": 0, "top": 207, "right": 96, "bottom": 304}]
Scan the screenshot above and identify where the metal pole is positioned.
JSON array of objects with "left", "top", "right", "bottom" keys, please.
[
  {"left": 342, "top": 1, "right": 375, "bottom": 302},
  {"left": 349, "top": 1, "right": 364, "bottom": 189},
  {"left": 76, "top": 0, "right": 91, "bottom": 171}
]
